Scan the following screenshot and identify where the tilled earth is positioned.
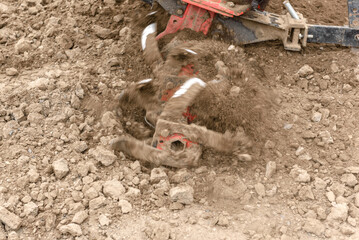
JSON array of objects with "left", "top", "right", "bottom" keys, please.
[{"left": 1, "top": 0, "right": 359, "bottom": 240}]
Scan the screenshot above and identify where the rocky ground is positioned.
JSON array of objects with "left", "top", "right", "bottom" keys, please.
[{"left": 1, "top": 0, "right": 359, "bottom": 240}]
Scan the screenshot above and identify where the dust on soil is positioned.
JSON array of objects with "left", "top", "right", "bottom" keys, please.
[{"left": 1, "top": 0, "right": 359, "bottom": 240}]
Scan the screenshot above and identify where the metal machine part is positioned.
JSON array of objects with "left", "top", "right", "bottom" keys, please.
[{"left": 149, "top": 0, "right": 359, "bottom": 50}]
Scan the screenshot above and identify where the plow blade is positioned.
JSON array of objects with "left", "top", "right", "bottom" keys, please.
[{"left": 307, "top": 25, "right": 359, "bottom": 47}]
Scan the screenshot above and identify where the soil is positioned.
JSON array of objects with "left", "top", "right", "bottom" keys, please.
[{"left": 1, "top": 0, "right": 359, "bottom": 240}]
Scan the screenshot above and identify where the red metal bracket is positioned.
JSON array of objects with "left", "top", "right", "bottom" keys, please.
[
  {"left": 156, "top": 4, "right": 215, "bottom": 40},
  {"left": 183, "top": 0, "right": 251, "bottom": 17}
]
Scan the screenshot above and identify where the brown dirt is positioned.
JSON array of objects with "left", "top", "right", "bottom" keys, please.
[{"left": 0, "top": 0, "right": 359, "bottom": 240}]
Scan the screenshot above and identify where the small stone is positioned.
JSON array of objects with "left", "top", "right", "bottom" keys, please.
[
  {"left": 72, "top": 210, "right": 88, "bottom": 224},
  {"left": 5, "top": 68, "right": 18, "bottom": 76},
  {"left": 331, "top": 182, "right": 345, "bottom": 196},
  {"left": 27, "top": 77, "right": 50, "bottom": 90},
  {"left": 169, "top": 185, "right": 194, "bottom": 205},
  {"left": 118, "top": 200, "right": 132, "bottom": 214},
  {"left": 93, "top": 25, "right": 111, "bottom": 39},
  {"left": 346, "top": 166, "right": 359, "bottom": 174},
  {"left": 311, "top": 112, "right": 322, "bottom": 122},
  {"left": 55, "top": 34, "right": 73, "bottom": 49},
  {"left": 341, "top": 174, "right": 358, "bottom": 187},
  {"left": 229, "top": 86, "right": 240, "bottom": 97},
  {"left": 27, "top": 168, "right": 40, "bottom": 183},
  {"left": 98, "top": 214, "right": 111, "bottom": 226},
  {"left": 340, "top": 224, "right": 356, "bottom": 235},
  {"left": 228, "top": 45, "right": 236, "bottom": 51},
  {"left": 119, "top": 26, "right": 131, "bottom": 41},
  {"left": 0, "top": 3, "right": 11, "bottom": 14},
  {"left": 125, "top": 187, "right": 141, "bottom": 199},
  {"left": 303, "top": 218, "right": 325, "bottom": 236},
  {"left": 343, "top": 84, "right": 353, "bottom": 92},
  {"left": 23, "top": 202, "right": 38, "bottom": 216},
  {"left": 52, "top": 158, "right": 69, "bottom": 179},
  {"left": 169, "top": 202, "right": 184, "bottom": 210},
  {"left": 302, "top": 130, "right": 316, "bottom": 139},
  {"left": 264, "top": 140, "right": 275, "bottom": 149},
  {"left": 171, "top": 169, "right": 191, "bottom": 183},
  {"left": 298, "top": 186, "right": 314, "bottom": 200},
  {"left": 150, "top": 168, "right": 168, "bottom": 184},
  {"left": 73, "top": 141, "right": 88, "bottom": 153},
  {"left": 59, "top": 223, "right": 82, "bottom": 236},
  {"left": 84, "top": 187, "right": 98, "bottom": 200},
  {"left": 318, "top": 79, "right": 328, "bottom": 90},
  {"left": 217, "top": 215, "right": 229, "bottom": 227},
  {"left": 319, "top": 130, "right": 333, "bottom": 144},
  {"left": 327, "top": 203, "right": 348, "bottom": 222},
  {"left": 317, "top": 207, "right": 327, "bottom": 220},
  {"left": 113, "top": 14, "right": 123, "bottom": 23},
  {"left": 297, "top": 65, "right": 314, "bottom": 77},
  {"left": 15, "top": 38, "right": 32, "bottom": 54},
  {"left": 330, "top": 63, "right": 340, "bottom": 73},
  {"left": 90, "top": 146, "right": 117, "bottom": 166},
  {"left": 314, "top": 177, "right": 327, "bottom": 190},
  {"left": 101, "top": 112, "right": 118, "bottom": 129},
  {"left": 265, "top": 161, "right": 276, "bottom": 178},
  {"left": 12, "top": 108, "right": 25, "bottom": 122},
  {"left": 0, "top": 206, "right": 22, "bottom": 230},
  {"left": 89, "top": 196, "right": 106, "bottom": 210},
  {"left": 103, "top": 180, "right": 125, "bottom": 200},
  {"left": 290, "top": 165, "right": 310, "bottom": 182},
  {"left": 326, "top": 191, "right": 336, "bottom": 202},
  {"left": 254, "top": 183, "right": 266, "bottom": 197},
  {"left": 130, "top": 161, "right": 141, "bottom": 174}
]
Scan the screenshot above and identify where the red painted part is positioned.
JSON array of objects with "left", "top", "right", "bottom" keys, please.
[
  {"left": 156, "top": 4, "right": 215, "bottom": 40},
  {"left": 183, "top": 0, "right": 251, "bottom": 17},
  {"left": 182, "top": 106, "right": 197, "bottom": 123},
  {"left": 178, "top": 63, "right": 198, "bottom": 77},
  {"left": 161, "top": 64, "right": 198, "bottom": 101},
  {"left": 160, "top": 86, "right": 180, "bottom": 102},
  {"left": 156, "top": 133, "right": 196, "bottom": 150}
]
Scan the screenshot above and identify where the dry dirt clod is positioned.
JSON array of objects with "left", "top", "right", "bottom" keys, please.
[
  {"left": 150, "top": 168, "right": 168, "bottom": 184},
  {"left": 326, "top": 191, "right": 336, "bottom": 202},
  {"left": 23, "top": 202, "right": 38, "bottom": 217},
  {"left": 298, "top": 185, "right": 314, "bottom": 200},
  {"left": 169, "top": 185, "right": 194, "bottom": 205},
  {"left": 340, "top": 174, "right": 358, "bottom": 187},
  {"left": 72, "top": 210, "right": 88, "bottom": 224},
  {"left": 90, "top": 146, "right": 117, "bottom": 166},
  {"left": 265, "top": 161, "right": 276, "bottom": 178},
  {"left": 59, "top": 223, "right": 82, "bottom": 236},
  {"left": 52, "top": 158, "right": 69, "bottom": 179},
  {"left": 99, "top": 214, "right": 111, "bottom": 226},
  {"left": 119, "top": 199, "right": 132, "bottom": 214},
  {"left": 327, "top": 203, "right": 348, "bottom": 222},
  {"left": 297, "top": 65, "right": 314, "bottom": 78},
  {"left": 103, "top": 180, "right": 125, "bottom": 200},
  {"left": 73, "top": 141, "right": 88, "bottom": 153},
  {"left": 0, "top": 206, "right": 22, "bottom": 230},
  {"left": 89, "top": 196, "right": 106, "bottom": 210},
  {"left": 254, "top": 183, "right": 265, "bottom": 197},
  {"left": 14, "top": 38, "right": 32, "bottom": 54},
  {"left": 92, "top": 25, "right": 111, "bottom": 39},
  {"left": 5, "top": 68, "right": 18, "bottom": 76},
  {"left": 302, "top": 218, "right": 325, "bottom": 236},
  {"left": 290, "top": 165, "right": 310, "bottom": 183}
]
